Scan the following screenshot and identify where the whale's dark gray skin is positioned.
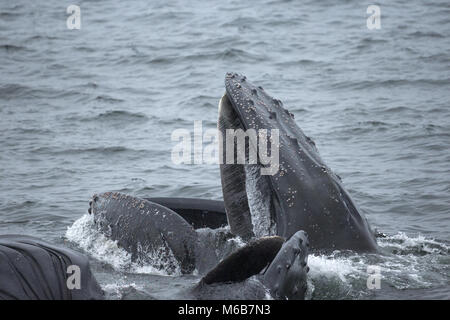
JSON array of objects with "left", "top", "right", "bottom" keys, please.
[
  {"left": 220, "top": 72, "right": 378, "bottom": 252},
  {"left": 0, "top": 235, "right": 103, "bottom": 300},
  {"left": 200, "top": 231, "right": 309, "bottom": 300},
  {"left": 90, "top": 192, "right": 198, "bottom": 274},
  {"left": 146, "top": 197, "right": 227, "bottom": 229},
  {"left": 201, "top": 236, "right": 285, "bottom": 285}
]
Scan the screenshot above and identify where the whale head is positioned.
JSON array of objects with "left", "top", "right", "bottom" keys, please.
[{"left": 219, "top": 72, "right": 378, "bottom": 252}]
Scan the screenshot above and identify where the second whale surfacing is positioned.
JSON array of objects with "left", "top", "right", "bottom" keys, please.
[
  {"left": 89, "top": 192, "right": 309, "bottom": 299},
  {"left": 90, "top": 192, "right": 198, "bottom": 274}
]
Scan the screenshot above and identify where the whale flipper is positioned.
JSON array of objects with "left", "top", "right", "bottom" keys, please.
[
  {"left": 0, "top": 235, "right": 103, "bottom": 300},
  {"left": 200, "top": 236, "right": 285, "bottom": 285}
]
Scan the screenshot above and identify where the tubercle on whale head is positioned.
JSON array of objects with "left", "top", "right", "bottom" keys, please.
[{"left": 87, "top": 193, "right": 99, "bottom": 214}]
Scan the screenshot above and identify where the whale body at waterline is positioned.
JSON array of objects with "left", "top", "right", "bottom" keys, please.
[{"left": 89, "top": 192, "right": 310, "bottom": 300}]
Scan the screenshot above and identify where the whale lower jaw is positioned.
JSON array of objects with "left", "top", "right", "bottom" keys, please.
[{"left": 218, "top": 93, "right": 278, "bottom": 240}]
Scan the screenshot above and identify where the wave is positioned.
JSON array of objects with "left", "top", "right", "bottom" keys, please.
[
  {"left": 64, "top": 110, "right": 150, "bottom": 124},
  {"left": 0, "top": 84, "right": 35, "bottom": 100},
  {"left": 94, "top": 95, "right": 125, "bottom": 103},
  {"left": 408, "top": 31, "right": 445, "bottom": 38},
  {"left": 102, "top": 282, "right": 149, "bottom": 300},
  {"left": 378, "top": 232, "right": 448, "bottom": 255},
  {"left": 0, "top": 44, "right": 28, "bottom": 52},
  {"left": 32, "top": 146, "right": 141, "bottom": 156},
  {"left": 0, "top": 84, "right": 86, "bottom": 101},
  {"left": 94, "top": 110, "right": 148, "bottom": 122},
  {"left": 330, "top": 79, "right": 450, "bottom": 90},
  {"left": 306, "top": 232, "right": 449, "bottom": 299},
  {"left": 5, "top": 127, "right": 54, "bottom": 135},
  {"left": 114, "top": 48, "right": 267, "bottom": 66},
  {"left": 276, "top": 59, "right": 328, "bottom": 67}
]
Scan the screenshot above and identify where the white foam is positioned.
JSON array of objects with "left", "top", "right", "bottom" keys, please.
[
  {"left": 378, "top": 232, "right": 449, "bottom": 254},
  {"left": 102, "top": 282, "right": 144, "bottom": 300},
  {"left": 304, "top": 232, "right": 448, "bottom": 298},
  {"left": 308, "top": 253, "right": 363, "bottom": 283},
  {"left": 66, "top": 214, "right": 131, "bottom": 270}
]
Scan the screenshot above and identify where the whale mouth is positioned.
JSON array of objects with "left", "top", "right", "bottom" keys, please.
[
  {"left": 220, "top": 73, "right": 379, "bottom": 252},
  {"left": 218, "top": 90, "right": 279, "bottom": 240}
]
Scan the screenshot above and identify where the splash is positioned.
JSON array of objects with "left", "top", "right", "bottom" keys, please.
[
  {"left": 305, "top": 232, "right": 449, "bottom": 299},
  {"left": 65, "top": 214, "right": 181, "bottom": 276},
  {"left": 378, "top": 232, "right": 449, "bottom": 255}
]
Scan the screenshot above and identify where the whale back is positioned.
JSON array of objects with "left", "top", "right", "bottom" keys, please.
[{"left": 0, "top": 235, "right": 103, "bottom": 300}]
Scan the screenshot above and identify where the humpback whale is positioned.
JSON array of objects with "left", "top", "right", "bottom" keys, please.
[
  {"left": 219, "top": 72, "right": 378, "bottom": 252},
  {"left": 0, "top": 235, "right": 103, "bottom": 300},
  {"left": 89, "top": 192, "right": 310, "bottom": 299}
]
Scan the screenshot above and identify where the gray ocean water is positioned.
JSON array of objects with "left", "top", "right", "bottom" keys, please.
[{"left": 0, "top": 0, "right": 449, "bottom": 299}]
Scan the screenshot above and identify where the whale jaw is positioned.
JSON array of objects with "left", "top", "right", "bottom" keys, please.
[{"left": 218, "top": 93, "right": 278, "bottom": 240}]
